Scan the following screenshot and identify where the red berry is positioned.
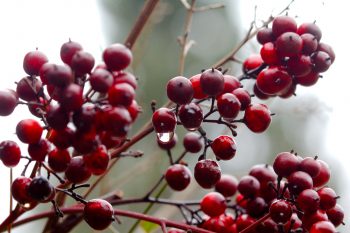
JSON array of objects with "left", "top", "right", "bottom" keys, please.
[
  {"left": 103, "top": 43, "right": 132, "bottom": 71},
  {"left": 256, "top": 67, "right": 292, "bottom": 95},
  {"left": 297, "top": 22, "right": 322, "bottom": 41},
  {"left": 272, "top": 16, "right": 297, "bottom": 37},
  {"left": 302, "top": 209, "right": 329, "bottom": 230},
  {"left": 11, "top": 176, "right": 33, "bottom": 204},
  {"left": 200, "top": 192, "right": 226, "bottom": 217},
  {"left": 211, "top": 135, "right": 236, "bottom": 160},
  {"left": 27, "top": 176, "right": 55, "bottom": 203},
  {"left": 89, "top": 68, "right": 113, "bottom": 93},
  {"left": 287, "top": 55, "right": 312, "bottom": 77},
  {"left": 326, "top": 204, "right": 344, "bottom": 227},
  {"left": 105, "top": 106, "right": 132, "bottom": 137},
  {"left": 299, "top": 156, "right": 321, "bottom": 177},
  {"left": 59, "top": 83, "right": 84, "bottom": 111},
  {"left": 60, "top": 40, "right": 83, "bottom": 65},
  {"left": 127, "top": 100, "right": 141, "bottom": 122},
  {"left": 113, "top": 71, "right": 138, "bottom": 89},
  {"left": 178, "top": 103, "right": 203, "bottom": 130},
  {"left": 0, "top": 89, "right": 18, "bottom": 116},
  {"left": 318, "top": 187, "right": 337, "bottom": 210},
  {"left": 297, "top": 189, "right": 320, "bottom": 213},
  {"left": 71, "top": 51, "right": 95, "bottom": 76},
  {"left": 194, "top": 159, "right": 221, "bottom": 189},
  {"left": 296, "top": 71, "right": 320, "bottom": 86},
  {"left": 253, "top": 83, "right": 270, "bottom": 100},
  {"left": 215, "top": 174, "right": 238, "bottom": 197},
  {"left": 46, "top": 64, "right": 73, "bottom": 88},
  {"left": 183, "top": 132, "right": 202, "bottom": 153},
  {"left": 273, "top": 151, "right": 299, "bottom": 177},
  {"left": 310, "top": 221, "right": 336, "bottom": 233},
  {"left": 221, "top": 75, "right": 241, "bottom": 94},
  {"left": 46, "top": 105, "right": 70, "bottom": 130},
  {"left": 48, "top": 127, "right": 74, "bottom": 149},
  {"left": 65, "top": 156, "right": 92, "bottom": 184},
  {"left": 23, "top": 50, "right": 48, "bottom": 76},
  {"left": 84, "top": 145, "right": 110, "bottom": 175},
  {"left": 84, "top": 199, "right": 114, "bottom": 230},
  {"left": 275, "top": 32, "right": 303, "bottom": 58},
  {"left": 269, "top": 200, "right": 292, "bottom": 223},
  {"left": 249, "top": 164, "right": 277, "bottom": 184},
  {"left": 217, "top": 93, "right": 241, "bottom": 119},
  {"left": 244, "top": 104, "right": 271, "bottom": 133},
  {"left": 190, "top": 74, "right": 208, "bottom": 99},
  {"left": 0, "top": 140, "right": 21, "bottom": 167},
  {"left": 312, "top": 51, "right": 332, "bottom": 73},
  {"left": 257, "top": 27, "right": 275, "bottom": 44},
  {"left": 301, "top": 33, "right": 318, "bottom": 55},
  {"left": 48, "top": 148, "right": 71, "bottom": 172},
  {"left": 108, "top": 83, "right": 135, "bottom": 107},
  {"left": 16, "top": 119, "right": 43, "bottom": 144},
  {"left": 166, "top": 76, "right": 194, "bottom": 104},
  {"left": 16, "top": 77, "right": 42, "bottom": 101},
  {"left": 165, "top": 164, "right": 191, "bottom": 191},
  {"left": 246, "top": 197, "right": 267, "bottom": 218},
  {"left": 200, "top": 68, "right": 224, "bottom": 96},
  {"left": 232, "top": 88, "right": 251, "bottom": 110},
  {"left": 313, "top": 160, "right": 331, "bottom": 187},
  {"left": 238, "top": 175, "right": 260, "bottom": 198},
  {"left": 28, "top": 139, "right": 50, "bottom": 161},
  {"left": 287, "top": 171, "right": 313, "bottom": 195},
  {"left": 260, "top": 42, "right": 280, "bottom": 65},
  {"left": 152, "top": 108, "right": 176, "bottom": 139},
  {"left": 318, "top": 43, "right": 335, "bottom": 63},
  {"left": 73, "top": 105, "right": 96, "bottom": 133},
  {"left": 236, "top": 214, "right": 255, "bottom": 232}
]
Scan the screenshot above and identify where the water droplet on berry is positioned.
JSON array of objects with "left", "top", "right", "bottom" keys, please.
[{"left": 157, "top": 131, "right": 174, "bottom": 143}]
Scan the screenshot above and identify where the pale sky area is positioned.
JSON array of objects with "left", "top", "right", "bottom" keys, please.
[{"left": 0, "top": 0, "right": 348, "bottom": 232}]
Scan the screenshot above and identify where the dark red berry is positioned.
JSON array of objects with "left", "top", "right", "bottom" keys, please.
[
  {"left": 300, "top": 156, "right": 321, "bottom": 177},
  {"left": 273, "top": 151, "right": 299, "bottom": 177},
  {"left": 318, "top": 43, "right": 335, "bottom": 63},
  {"left": 11, "top": 176, "right": 33, "bottom": 204},
  {"left": 221, "top": 75, "right": 241, "bottom": 94},
  {"left": 312, "top": 51, "right": 332, "bottom": 73},
  {"left": 288, "top": 171, "right": 313, "bottom": 195},
  {"left": 269, "top": 200, "right": 292, "bottom": 223},
  {"left": 65, "top": 156, "right": 92, "bottom": 184},
  {"left": 46, "top": 105, "right": 70, "bottom": 130},
  {"left": 200, "top": 192, "right": 226, "bottom": 217},
  {"left": 0, "top": 89, "right": 18, "bottom": 116},
  {"left": 0, "top": 140, "right": 21, "bottom": 167},
  {"left": 103, "top": 43, "right": 132, "bottom": 71},
  {"left": 73, "top": 105, "right": 96, "bottom": 133},
  {"left": 318, "top": 187, "right": 337, "bottom": 210},
  {"left": 60, "top": 40, "right": 83, "bottom": 65},
  {"left": 297, "top": 22, "right": 322, "bottom": 41},
  {"left": 72, "top": 129, "right": 98, "bottom": 154},
  {"left": 243, "top": 54, "right": 264, "bottom": 73},
  {"left": 256, "top": 67, "right": 292, "bottom": 95},
  {"left": 166, "top": 76, "right": 194, "bottom": 104},
  {"left": 301, "top": 33, "right": 318, "bottom": 55},
  {"left": 260, "top": 42, "right": 280, "bottom": 65},
  {"left": 157, "top": 133, "right": 177, "bottom": 150},
  {"left": 104, "top": 106, "right": 132, "bottom": 137},
  {"left": 152, "top": 108, "right": 176, "bottom": 139},
  {"left": 194, "top": 159, "right": 221, "bottom": 189},
  {"left": 215, "top": 174, "right": 238, "bottom": 197},
  {"left": 127, "top": 100, "right": 141, "bottom": 122},
  {"left": 297, "top": 189, "right": 320, "bottom": 213},
  {"left": 238, "top": 175, "right": 260, "bottom": 198},
  {"left": 302, "top": 209, "right": 329, "bottom": 230},
  {"left": 232, "top": 88, "right": 251, "bottom": 110},
  {"left": 28, "top": 139, "right": 50, "bottom": 161},
  {"left": 27, "top": 176, "right": 55, "bottom": 203},
  {"left": 46, "top": 64, "right": 74, "bottom": 88},
  {"left": 200, "top": 68, "right": 224, "bottom": 96},
  {"left": 275, "top": 32, "right": 303, "bottom": 57},
  {"left": 48, "top": 148, "right": 71, "bottom": 172},
  {"left": 253, "top": 83, "right": 270, "bottom": 100},
  {"left": 256, "top": 218, "right": 278, "bottom": 233},
  {"left": 287, "top": 55, "right": 312, "bottom": 77},
  {"left": 59, "top": 83, "right": 84, "bottom": 111},
  {"left": 296, "top": 71, "right": 320, "bottom": 86},
  {"left": 249, "top": 164, "right": 277, "bottom": 184},
  {"left": 48, "top": 127, "right": 74, "bottom": 149},
  {"left": 310, "top": 221, "right": 336, "bottom": 233},
  {"left": 217, "top": 93, "right": 241, "bottom": 119},
  {"left": 183, "top": 132, "right": 202, "bottom": 153},
  {"left": 71, "top": 51, "right": 95, "bottom": 76},
  {"left": 211, "top": 135, "right": 236, "bottom": 160},
  {"left": 236, "top": 214, "right": 255, "bottom": 232},
  {"left": 23, "top": 50, "right": 48, "bottom": 76},
  {"left": 16, "top": 119, "right": 43, "bottom": 144},
  {"left": 84, "top": 145, "right": 110, "bottom": 175},
  {"left": 244, "top": 104, "right": 271, "bottom": 133},
  {"left": 108, "top": 83, "right": 135, "bottom": 107},
  {"left": 272, "top": 16, "right": 297, "bottom": 37},
  {"left": 84, "top": 199, "right": 114, "bottom": 230},
  {"left": 113, "top": 71, "right": 138, "bottom": 89},
  {"left": 313, "top": 160, "right": 331, "bottom": 187},
  {"left": 165, "top": 164, "right": 191, "bottom": 191},
  {"left": 89, "top": 68, "right": 113, "bottom": 93},
  {"left": 246, "top": 197, "right": 267, "bottom": 218},
  {"left": 178, "top": 103, "right": 203, "bottom": 130},
  {"left": 190, "top": 74, "right": 208, "bottom": 99},
  {"left": 327, "top": 204, "right": 344, "bottom": 227},
  {"left": 16, "top": 77, "right": 42, "bottom": 101},
  {"left": 257, "top": 27, "right": 275, "bottom": 44}
]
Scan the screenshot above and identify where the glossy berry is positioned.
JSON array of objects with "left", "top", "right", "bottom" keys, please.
[
  {"left": 269, "top": 200, "right": 292, "bottom": 223},
  {"left": 16, "top": 119, "right": 43, "bottom": 144},
  {"left": 71, "top": 51, "right": 95, "bottom": 76},
  {"left": 183, "top": 132, "right": 202, "bottom": 153},
  {"left": 313, "top": 160, "right": 331, "bottom": 187},
  {"left": 287, "top": 171, "right": 313, "bottom": 195},
  {"left": 200, "top": 192, "right": 226, "bottom": 217},
  {"left": 166, "top": 76, "right": 194, "bottom": 104},
  {"left": 246, "top": 197, "right": 267, "bottom": 218},
  {"left": 221, "top": 75, "right": 240, "bottom": 94},
  {"left": 84, "top": 145, "right": 110, "bottom": 175},
  {"left": 73, "top": 105, "right": 96, "bottom": 133},
  {"left": 11, "top": 176, "right": 33, "bottom": 204},
  {"left": 46, "top": 105, "right": 70, "bottom": 130},
  {"left": 113, "top": 71, "right": 138, "bottom": 89},
  {"left": 89, "top": 68, "right": 113, "bottom": 93},
  {"left": 253, "top": 83, "right": 270, "bottom": 100},
  {"left": 300, "top": 156, "right": 321, "bottom": 177},
  {"left": 296, "top": 71, "right": 320, "bottom": 86},
  {"left": 165, "top": 164, "right": 191, "bottom": 191},
  {"left": 157, "top": 133, "right": 177, "bottom": 150},
  {"left": 312, "top": 51, "right": 332, "bottom": 73},
  {"left": 60, "top": 40, "right": 83, "bottom": 65},
  {"left": 318, "top": 42, "right": 335, "bottom": 63},
  {"left": 297, "top": 189, "right": 320, "bottom": 213},
  {"left": 249, "top": 164, "right": 277, "bottom": 184},
  {"left": 236, "top": 214, "right": 255, "bottom": 232},
  {"left": 108, "top": 83, "right": 135, "bottom": 107},
  {"left": 327, "top": 204, "right": 344, "bottom": 227},
  {"left": 301, "top": 33, "right": 318, "bottom": 55},
  {"left": 152, "top": 108, "right": 176, "bottom": 135},
  {"left": 215, "top": 174, "right": 238, "bottom": 197},
  {"left": 244, "top": 104, "right": 271, "bottom": 133},
  {"left": 105, "top": 106, "right": 132, "bottom": 137},
  {"left": 256, "top": 67, "right": 292, "bottom": 95},
  {"left": 237, "top": 175, "right": 260, "bottom": 198},
  {"left": 65, "top": 156, "right": 92, "bottom": 184},
  {"left": 0, "top": 89, "right": 18, "bottom": 116},
  {"left": 46, "top": 64, "right": 73, "bottom": 88},
  {"left": 103, "top": 43, "right": 132, "bottom": 71},
  {"left": 256, "top": 27, "right": 275, "bottom": 44},
  {"left": 297, "top": 22, "right": 322, "bottom": 41},
  {"left": 260, "top": 42, "right": 280, "bottom": 65},
  {"left": 273, "top": 151, "right": 299, "bottom": 177},
  {"left": 217, "top": 93, "right": 241, "bottom": 119},
  {"left": 256, "top": 218, "right": 278, "bottom": 233},
  {"left": 318, "top": 187, "right": 337, "bottom": 210},
  {"left": 190, "top": 74, "right": 208, "bottom": 99},
  {"left": 232, "top": 88, "right": 251, "bottom": 110},
  {"left": 27, "top": 176, "right": 55, "bottom": 203},
  {"left": 23, "top": 50, "right": 48, "bottom": 76},
  {"left": 211, "top": 135, "right": 236, "bottom": 160},
  {"left": 194, "top": 159, "right": 221, "bottom": 189},
  {"left": 28, "top": 139, "right": 50, "bottom": 161},
  {"left": 310, "top": 221, "right": 336, "bottom": 233},
  {"left": 84, "top": 199, "right": 114, "bottom": 230},
  {"left": 275, "top": 32, "right": 303, "bottom": 57},
  {"left": 48, "top": 148, "right": 71, "bottom": 172},
  {"left": 302, "top": 209, "right": 329, "bottom": 230},
  {"left": 127, "top": 100, "right": 141, "bottom": 121},
  {"left": 59, "top": 83, "right": 84, "bottom": 111},
  {"left": 16, "top": 77, "right": 42, "bottom": 101},
  {"left": 200, "top": 68, "right": 224, "bottom": 96},
  {"left": 272, "top": 16, "right": 297, "bottom": 37},
  {"left": 287, "top": 55, "right": 312, "bottom": 77},
  {"left": 48, "top": 127, "right": 74, "bottom": 149},
  {"left": 0, "top": 140, "right": 21, "bottom": 167},
  {"left": 178, "top": 103, "right": 203, "bottom": 130}
]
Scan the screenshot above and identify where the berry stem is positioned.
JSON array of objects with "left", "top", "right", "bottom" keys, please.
[{"left": 238, "top": 213, "right": 270, "bottom": 233}]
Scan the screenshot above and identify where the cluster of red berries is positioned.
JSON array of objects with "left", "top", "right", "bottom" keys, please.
[
  {"left": 151, "top": 68, "right": 273, "bottom": 192},
  {"left": 192, "top": 152, "right": 343, "bottom": 233},
  {"left": 242, "top": 16, "right": 335, "bottom": 99},
  {"left": 0, "top": 40, "right": 141, "bottom": 230}
]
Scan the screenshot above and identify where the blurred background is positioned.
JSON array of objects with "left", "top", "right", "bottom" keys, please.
[{"left": 0, "top": 0, "right": 348, "bottom": 232}]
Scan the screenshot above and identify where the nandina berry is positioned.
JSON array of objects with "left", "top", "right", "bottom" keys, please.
[
  {"left": 59, "top": 83, "right": 84, "bottom": 111},
  {"left": 297, "top": 22, "right": 322, "bottom": 41},
  {"left": 297, "top": 189, "right": 320, "bottom": 213},
  {"left": 260, "top": 42, "right": 280, "bottom": 65},
  {"left": 178, "top": 103, "right": 203, "bottom": 130},
  {"left": 327, "top": 204, "right": 344, "bottom": 227},
  {"left": 16, "top": 77, "right": 42, "bottom": 101},
  {"left": 318, "top": 42, "right": 335, "bottom": 63},
  {"left": 273, "top": 151, "right": 300, "bottom": 177},
  {"left": 269, "top": 200, "right": 292, "bottom": 224},
  {"left": 312, "top": 51, "right": 332, "bottom": 73},
  {"left": 65, "top": 156, "right": 92, "bottom": 184},
  {"left": 72, "top": 129, "right": 98, "bottom": 154},
  {"left": 108, "top": 83, "right": 135, "bottom": 107},
  {"left": 216, "top": 93, "right": 241, "bottom": 119},
  {"left": 211, "top": 135, "right": 236, "bottom": 160},
  {"left": 46, "top": 105, "right": 70, "bottom": 130},
  {"left": 300, "top": 156, "right": 321, "bottom": 177},
  {"left": 27, "top": 176, "right": 55, "bottom": 203},
  {"left": 152, "top": 108, "right": 176, "bottom": 140},
  {"left": 113, "top": 71, "right": 138, "bottom": 89},
  {"left": 166, "top": 76, "right": 194, "bottom": 104},
  {"left": 301, "top": 33, "right": 319, "bottom": 55},
  {"left": 48, "top": 148, "right": 71, "bottom": 172},
  {"left": 246, "top": 197, "right": 267, "bottom": 218},
  {"left": 253, "top": 83, "right": 270, "bottom": 100},
  {"left": 256, "top": 27, "right": 275, "bottom": 44},
  {"left": 103, "top": 43, "right": 132, "bottom": 71},
  {"left": 256, "top": 218, "right": 278, "bottom": 233},
  {"left": 183, "top": 132, "right": 202, "bottom": 153},
  {"left": 28, "top": 139, "right": 50, "bottom": 161},
  {"left": 236, "top": 214, "right": 255, "bottom": 232},
  {"left": 310, "top": 221, "right": 336, "bottom": 233},
  {"left": 287, "top": 171, "right": 313, "bottom": 195},
  {"left": 127, "top": 100, "right": 141, "bottom": 122},
  {"left": 221, "top": 75, "right": 240, "bottom": 94},
  {"left": 272, "top": 15, "right": 297, "bottom": 37},
  {"left": 0, "top": 140, "right": 21, "bottom": 167},
  {"left": 194, "top": 159, "right": 221, "bottom": 189},
  {"left": 73, "top": 104, "right": 97, "bottom": 133},
  {"left": 215, "top": 174, "right": 238, "bottom": 197},
  {"left": 318, "top": 187, "right": 337, "bottom": 210},
  {"left": 200, "top": 68, "right": 224, "bottom": 96},
  {"left": 190, "top": 74, "right": 208, "bottom": 99},
  {"left": 200, "top": 192, "right": 226, "bottom": 217},
  {"left": 89, "top": 68, "right": 113, "bottom": 93},
  {"left": 237, "top": 175, "right": 260, "bottom": 198},
  {"left": 165, "top": 164, "right": 191, "bottom": 191},
  {"left": 243, "top": 104, "right": 271, "bottom": 133},
  {"left": 16, "top": 119, "right": 43, "bottom": 144},
  {"left": 48, "top": 127, "right": 74, "bottom": 149},
  {"left": 232, "top": 88, "right": 251, "bottom": 110},
  {"left": 60, "top": 40, "right": 83, "bottom": 65},
  {"left": 0, "top": 89, "right": 18, "bottom": 116},
  {"left": 23, "top": 50, "right": 48, "bottom": 76},
  {"left": 157, "top": 133, "right": 177, "bottom": 150},
  {"left": 256, "top": 67, "right": 292, "bottom": 95},
  {"left": 84, "top": 145, "right": 110, "bottom": 175},
  {"left": 104, "top": 106, "right": 132, "bottom": 137},
  {"left": 275, "top": 32, "right": 303, "bottom": 58},
  {"left": 302, "top": 209, "right": 329, "bottom": 231},
  {"left": 84, "top": 199, "right": 114, "bottom": 230},
  {"left": 249, "top": 164, "right": 277, "bottom": 184},
  {"left": 296, "top": 71, "right": 320, "bottom": 86},
  {"left": 71, "top": 50, "right": 95, "bottom": 76},
  {"left": 313, "top": 160, "right": 331, "bottom": 187},
  {"left": 46, "top": 64, "right": 73, "bottom": 88},
  {"left": 242, "top": 54, "right": 264, "bottom": 72},
  {"left": 287, "top": 55, "right": 312, "bottom": 77},
  {"left": 11, "top": 176, "right": 33, "bottom": 204}
]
